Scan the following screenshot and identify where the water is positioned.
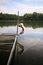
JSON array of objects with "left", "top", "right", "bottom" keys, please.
[
  {"left": 0, "top": 26, "right": 17, "bottom": 34},
  {"left": 0, "top": 26, "right": 43, "bottom": 65},
  {"left": 0, "top": 26, "right": 43, "bottom": 39},
  {"left": 0, "top": 26, "right": 43, "bottom": 50},
  {"left": 0, "top": 26, "right": 43, "bottom": 41}
]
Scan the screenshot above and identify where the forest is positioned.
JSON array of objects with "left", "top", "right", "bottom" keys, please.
[
  {"left": 0, "top": 12, "right": 43, "bottom": 21},
  {"left": 0, "top": 12, "right": 43, "bottom": 27}
]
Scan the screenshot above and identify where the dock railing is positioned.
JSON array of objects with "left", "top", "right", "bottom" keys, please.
[{"left": 7, "top": 35, "right": 18, "bottom": 65}]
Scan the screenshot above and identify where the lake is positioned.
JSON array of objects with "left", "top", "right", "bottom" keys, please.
[
  {"left": 0, "top": 26, "right": 43, "bottom": 65},
  {"left": 0, "top": 26, "right": 43, "bottom": 40}
]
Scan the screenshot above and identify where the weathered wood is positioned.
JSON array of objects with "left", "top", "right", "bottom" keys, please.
[
  {"left": 7, "top": 36, "right": 17, "bottom": 65},
  {"left": 0, "top": 34, "right": 15, "bottom": 41}
]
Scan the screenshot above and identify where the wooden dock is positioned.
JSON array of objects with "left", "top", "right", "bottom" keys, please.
[
  {"left": 0, "top": 34, "right": 15, "bottom": 41},
  {"left": 0, "top": 34, "right": 15, "bottom": 52},
  {"left": 0, "top": 34, "right": 24, "bottom": 53}
]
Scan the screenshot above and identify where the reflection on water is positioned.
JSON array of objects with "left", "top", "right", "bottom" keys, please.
[
  {"left": 0, "top": 26, "right": 43, "bottom": 50},
  {"left": 0, "top": 26, "right": 43, "bottom": 39},
  {"left": 0, "top": 26, "right": 43, "bottom": 43},
  {"left": 18, "top": 27, "right": 43, "bottom": 42},
  {"left": 0, "top": 26, "right": 17, "bottom": 34},
  {"left": 0, "top": 26, "right": 43, "bottom": 65}
]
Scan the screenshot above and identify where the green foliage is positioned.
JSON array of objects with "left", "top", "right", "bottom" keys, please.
[
  {"left": 0, "top": 12, "right": 43, "bottom": 27},
  {"left": 23, "top": 13, "right": 32, "bottom": 21},
  {"left": 0, "top": 12, "right": 43, "bottom": 21},
  {"left": 0, "top": 13, "right": 18, "bottom": 20},
  {"left": 23, "top": 12, "right": 43, "bottom": 21}
]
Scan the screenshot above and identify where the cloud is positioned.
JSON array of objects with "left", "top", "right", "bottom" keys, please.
[
  {"left": 0, "top": 0, "right": 10, "bottom": 3},
  {"left": 24, "top": 0, "right": 43, "bottom": 2},
  {"left": 0, "top": 1, "right": 43, "bottom": 16},
  {"left": 14, "top": 2, "right": 43, "bottom": 15},
  {"left": 0, "top": 5, "right": 17, "bottom": 14}
]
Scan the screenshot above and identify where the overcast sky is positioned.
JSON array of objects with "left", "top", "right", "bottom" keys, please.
[{"left": 0, "top": 0, "right": 43, "bottom": 16}]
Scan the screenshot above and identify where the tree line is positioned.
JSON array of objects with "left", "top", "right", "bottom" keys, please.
[
  {"left": 23, "top": 12, "right": 43, "bottom": 21},
  {"left": 0, "top": 12, "right": 43, "bottom": 21},
  {"left": 0, "top": 13, "right": 18, "bottom": 20}
]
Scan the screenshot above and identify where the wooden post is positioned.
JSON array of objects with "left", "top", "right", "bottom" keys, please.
[
  {"left": 17, "top": 11, "right": 19, "bottom": 34},
  {"left": 7, "top": 36, "right": 18, "bottom": 65}
]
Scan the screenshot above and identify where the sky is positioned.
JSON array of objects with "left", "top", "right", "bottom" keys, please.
[{"left": 0, "top": 0, "right": 43, "bottom": 16}]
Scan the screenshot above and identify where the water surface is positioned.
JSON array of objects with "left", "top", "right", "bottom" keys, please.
[
  {"left": 0, "top": 26, "right": 43, "bottom": 51},
  {"left": 0, "top": 26, "right": 43, "bottom": 65}
]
